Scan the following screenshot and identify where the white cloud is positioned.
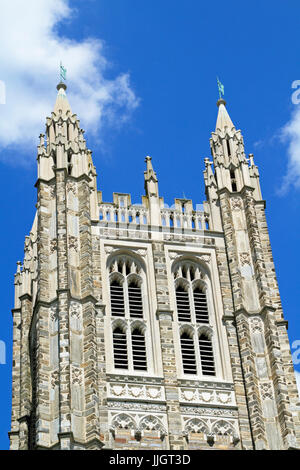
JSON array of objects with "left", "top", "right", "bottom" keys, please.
[
  {"left": 0, "top": 0, "right": 139, "bottom": 161},
  {"left": 279, "top": 106, "right": 300, "bottom": 193}
]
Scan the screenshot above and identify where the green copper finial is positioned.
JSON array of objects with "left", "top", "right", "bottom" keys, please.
[
  {"left": 217, "top": 77, "right": 224, "bottom": 99},
  {"left": 60, "top": 62, "right": 67, "bottom": 82}
]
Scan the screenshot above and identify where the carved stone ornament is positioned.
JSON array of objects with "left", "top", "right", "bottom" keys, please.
[
  {"left": 198, "top": 254, "right": 211, "bottom": 263},
  {"left": 260, "top": 382, "right": 274, "bottom": 400},
  {"left": 184, "top": 418, "right": 209, "bottom": 434},
  {"left": 111, "top": 413, "right": 136, "bottom": 430},
  {"left": 72, "top": 366, "right": 83, "bottom": 386},
  {"left": 109, "top": 383, "right": 164, "bottom": 402},
  {"left": 50, "top": 238, "right": 57, "bottom": 254},
  {"left": 70, "top": 301, "right": 81, "bottom": 319},
  {"left": 231, "top": 197, "right": 243, "bottom": 211},
  {"left": 66, "top": 181, "right": 76, "bottom": 195},
  {"left": 239, "top": 252, "right": 250, "bottom": 266},
  {"left": 68, "top": 235, "right": 78, "bottom": 252},
  {"left": 51, "top": 370, "right": 59, "bottom": 389},
  {"left": 181, "top": 407, "right": 238, "bottom": 418},
  {"left": 104, "top": 245, "right": 114, "bottom": 255},
  {"left": 249, "top": 316, "right": 263, "bottom": 333}
]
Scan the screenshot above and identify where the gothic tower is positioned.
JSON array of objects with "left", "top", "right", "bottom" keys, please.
[{"left": 9, "top": 84, "right": 300, "bottom": 450}]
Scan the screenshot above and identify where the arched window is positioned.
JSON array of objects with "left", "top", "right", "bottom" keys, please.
[
  {"left": 173, "top": 260, "right": 217, "bottom": 377},
  {"left": 199, "top": 333, "right": 215, "bottom": 376},
  {"left": 176, "top": 285, "right": 191, "bottom": 322},
  {"left": 128, "top": 280, "right": 143, "bottom": 318},
  {"left": 132, "top": 328, "right": 147, "bottom": 371},
  {"left": 113, "top": 327, "right": 128, "bottom": 369},
  {"left": 193, "top": 287, "right": 209, "bottom": 324},
  {"left": 110, "top": 279, "right": 125, "bottom": 317},
  {"left": 180, "top": 332, "right": 197, "bottom": 374},
  {"left": 108, "top": 255, "right": 150, "bottom": 374}
]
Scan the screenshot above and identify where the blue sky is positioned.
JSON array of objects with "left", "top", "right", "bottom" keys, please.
[{"left": 0, "top": 0, "right": 299, "bottom": 449}]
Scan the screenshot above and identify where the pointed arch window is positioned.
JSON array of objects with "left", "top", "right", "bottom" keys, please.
[
  {"left": 173, "top": 261, "right": 216, "bottom": 377},
  {"left": 174, "top": 263, "right": 210, "bottom": 326},
  {"left": 108, "top": 255, "right": 151, "bottom": 374}
]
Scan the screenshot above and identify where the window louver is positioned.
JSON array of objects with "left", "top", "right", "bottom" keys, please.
[
  {"left": 110, "top": 280, "right": 125, "bottom": 316},
  {"left": 193, "top": 288, "right": 209, "bottom": 324},
  {"left": 132, "top": 329, "right": 147, "bottom": 371},
  {"left": 113, "top": 328, "right": 128, "bottom": 369},
  {"left": 199, "top": 334, "right": 215, "bottom": 376},
  {"left": 181, "top": 333, "right": 197, "bottom": 374},
  {"left": 128, "top": 282, "right": 143, "bottom": 318},
  {"left": 176, "top": 286, "right": 191, "bottom": 322}
]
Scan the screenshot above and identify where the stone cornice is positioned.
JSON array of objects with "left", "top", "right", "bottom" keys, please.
[
  {"left": 234, "top": 304, "right": 277, "bottom": 319},
  {"left": 18, "top": 414, "right": 30, "bottom": 424},
  {"left": 217, "top": 185, "right": 256, "bottom": 198},
  {"left": 34, "top": 176, "right": 56, "bottom": 187},
  {"left": 275, "top": 319, "right": 289, "bottom": 329},
  {"left": 19, "top": 293, "right": 32, "bottom": 303},
  {"left": 11, "top": 307, "right": 21, "bottom": 317},
  {"left": 33, "top": 292, "right": 100, "bottom": 317},
  {"left": 222, "top": 314, "right": 235, "bottom": 324},
  {"left": 35, "top": 172, "right": 92, "bottom": 189}
]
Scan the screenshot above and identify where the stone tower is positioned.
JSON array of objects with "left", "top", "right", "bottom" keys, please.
[{"left": 9, "top": 84, "right": 300, "bottom": 450}]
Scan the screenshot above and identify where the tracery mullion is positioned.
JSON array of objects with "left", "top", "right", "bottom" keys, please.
[
  {"left": 188, "top": 283, "right": 196, "bottom": 324},
  {"left": 124, "top": 278, "right": 130, "bottom": 319},
  {"left": 127, "top": 324, "right": 134, "bottom": 371}
]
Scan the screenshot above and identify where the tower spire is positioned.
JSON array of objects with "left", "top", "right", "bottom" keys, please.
[
  {"left": 53, "top": 81, "right": 72, "bottom": 115},
  {"left": 215, "top": 98, "right": 235, "bottom": 132}
]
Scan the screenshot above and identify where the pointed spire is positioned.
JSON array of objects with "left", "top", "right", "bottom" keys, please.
[
  {"left": 53, "top": 82, "right": 72, "bottom": 115},
  {"left": 215, "top": 98, "right": 235, "bottom": 132}
]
